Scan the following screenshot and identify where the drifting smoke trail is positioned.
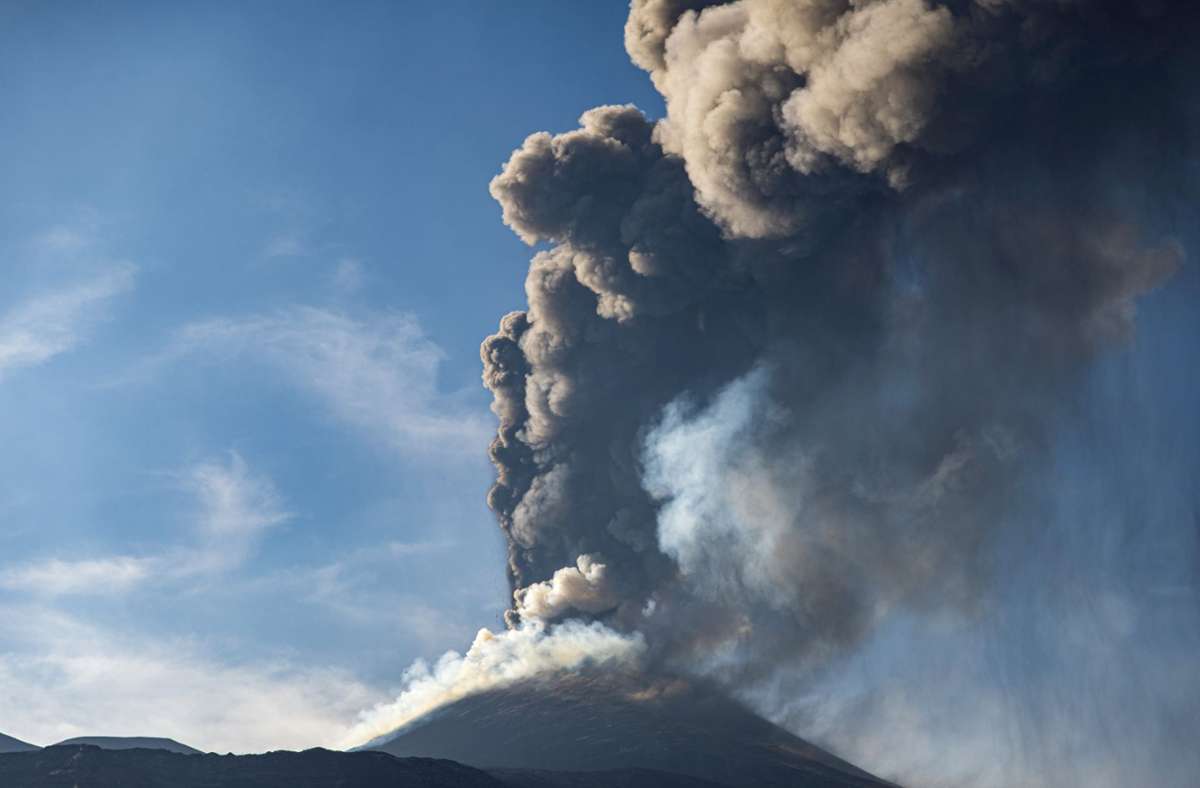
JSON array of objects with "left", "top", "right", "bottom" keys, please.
[
  {"left": 341, "top": 621, "right": 644, "bottom": 749},
  {"left": 357, "top": 3, "right": 1200, "bottom": 785}
]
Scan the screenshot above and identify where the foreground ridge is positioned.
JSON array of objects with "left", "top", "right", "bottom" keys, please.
[{"left": 0, "top": 746, "right": 504, "bottom": 788}]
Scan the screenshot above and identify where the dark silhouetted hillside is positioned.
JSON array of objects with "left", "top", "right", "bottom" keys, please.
[
  {"left": 0, "top": 732, "right": 39, "bottom": 754},
  {"left": 0, "top": 745, "right": 506, "bottom": 787},
  {"left": 0, "top": 745, "right": 729, "bottom": 788}
]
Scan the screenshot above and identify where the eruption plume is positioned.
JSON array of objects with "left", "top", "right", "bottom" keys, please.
[{"left": 361, "top": 3, "right": 1200, "bottom": 786}]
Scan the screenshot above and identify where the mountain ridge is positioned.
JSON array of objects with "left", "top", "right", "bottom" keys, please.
[
  {"left": 0, "top": 745, "right": 729, "bottom": 787},
  {"left": 0, "top": 732, "right": 39, "bottom": 754},
  {"left": 52, "top": 736, "right": 201, "bottom": 754}
]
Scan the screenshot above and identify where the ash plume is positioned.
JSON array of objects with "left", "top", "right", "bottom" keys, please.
[{"left": 374, "top": 3, "right": 1200, "bottom": 786}]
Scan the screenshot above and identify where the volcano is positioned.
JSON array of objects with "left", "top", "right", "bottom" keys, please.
[{"left": 370, "top": 673, "right": 897, "bottom": 788}]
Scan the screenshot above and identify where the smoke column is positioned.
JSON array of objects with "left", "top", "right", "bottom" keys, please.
[{"left": 356, "top": 3, "right": 1200, "bottom": 785}]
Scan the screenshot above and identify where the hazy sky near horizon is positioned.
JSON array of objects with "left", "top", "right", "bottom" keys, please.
[{"left": 0, "top": 0, "right": 661, "bottom": 752}]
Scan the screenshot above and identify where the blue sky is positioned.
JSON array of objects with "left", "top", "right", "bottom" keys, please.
[{"left": 0, "top": 0, "right": 662, "bottom": 752}]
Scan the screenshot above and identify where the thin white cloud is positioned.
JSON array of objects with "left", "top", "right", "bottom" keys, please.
[
  {"left": 0, "top": 557, "right": 157, "bottom": 597},
  {"left": 333, "top": 258, "right": 366, "bottom": 293},
  {"left": 263, "top": 233, "right": 309, "bottom": 259},
  {"left": 286, "top": 540, "right": 470, "bottom": 647},
  {"left": 32, "top": 226, "right": 90, "bottom": 253},
  {"left": 171, "top": 307, "right": 490, "bottom": 458},
  {"left": 0, "top": 605, "right": 377, "bottom": 753},
  {"left": 0, "top": 453, "right": 290, "bottom": 598},
  {"left": 176, "top": 451, "right": 291, "bottom": 574},
  {"left": 0, "top": 265, "right": 135, "bottom": 379},
  {"left": 302, "top": 560, "right": 471, "bottom": 645},
  {"left": 189, "top": 452, "right": 290, "bottom": 538},
  {"left": 384, "top": 540, "right": 454, "bottom": 558}
]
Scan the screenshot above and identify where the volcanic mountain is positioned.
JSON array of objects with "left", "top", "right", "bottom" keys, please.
[
  {"left": 0, "top": 732, "right": 39, "bottom": 754},
  {"left": 370, "top": 672, "right": 897, "bottom": 788},
  {"left": 52, "top": 736, "right": 201, "bottom": 754}
]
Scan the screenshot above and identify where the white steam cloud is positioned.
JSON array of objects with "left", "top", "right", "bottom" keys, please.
[{"left": 341, "top": 621, "right": 644, "bottom": 750}]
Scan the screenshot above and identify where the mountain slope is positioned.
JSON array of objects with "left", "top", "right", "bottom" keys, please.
[
  {"left": 53, "top": 736, "right": 200, "bottom": 754},
  {"left": 371, "top": 673, "right": 896, "bottom": 788},
  {"left": 0, "top": 732, "right": 39, "bottom": 753}
]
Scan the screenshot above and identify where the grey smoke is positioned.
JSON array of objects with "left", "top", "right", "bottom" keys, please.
[{"left": 477, "top": 1, "right": 1200, "bottom": 785}]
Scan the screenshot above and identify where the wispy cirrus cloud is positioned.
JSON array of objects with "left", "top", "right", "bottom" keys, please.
[
  {"left": 176, "top": 451, "right": 292, "bottom": 574},
  {"left": 31, "top": 225, "right": 92, "bottom": 253},
  {"left": 0, "top": 265, "right": 135, "bottom": 380},
  {"left": 262, "top": 233, "right": 309, "bottom": 259},
  {"left": 0, "top": 556, "right": 156, "bottom": 597},
  {"left": 289, "top": 539, "right": 468, "bottom": 643},
  {"left": 167, "top": 307, "right": 490, "bottom": 459},
  {"left": 0, "top": 452, "right": 289, "bottom": 598},
  {"left": 332, "top": 258, "right": 366, "bottom": 293}
]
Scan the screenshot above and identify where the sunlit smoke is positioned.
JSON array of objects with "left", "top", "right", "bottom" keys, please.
[
  {"left": 357, "top": 3, "right": 1200, "bottom": 785},
  {"left": 341, "top": 621, "right": 643, "bottom": 749}
]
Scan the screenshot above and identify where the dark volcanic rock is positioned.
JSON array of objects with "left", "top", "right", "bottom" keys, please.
[
  {"left": 372, "top": 673, "right": 897, "bottom": 788},
  {"left": 0, "top": 745, "right": 507, "bottom": 787},
  {"left": 0, "top": 732, "right": 39, "bottom": 753},
  {"left": 53, "top": 736, "right": 200, "bottom": 754}
]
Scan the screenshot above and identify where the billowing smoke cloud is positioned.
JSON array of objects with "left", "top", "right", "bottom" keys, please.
[
  {"left": 513, "top": 554, "right": 621, "bottom": 623},
  {"left": 341, "top": 621, "right": 644, "bottom": 749},
  {"left": 469, "top": 2, "right": 1199, "bottom": 785}
]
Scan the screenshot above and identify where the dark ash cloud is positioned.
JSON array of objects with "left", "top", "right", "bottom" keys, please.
[{"left": 474, "top": 2, "right": 1199, "bottom": 785}]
